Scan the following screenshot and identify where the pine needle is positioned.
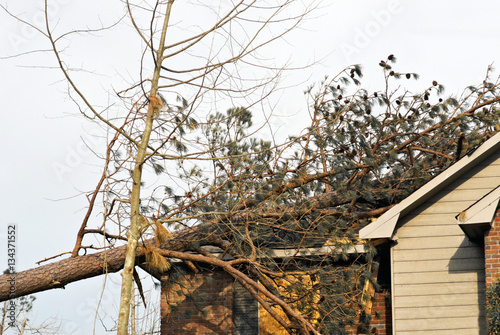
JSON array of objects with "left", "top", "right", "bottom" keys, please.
[
  {"left": 145, "top": 243, "right": 171, "bottom": 272},
  {"left": 153, "top": 218, "right": 171, "bottom": 244},
  {"left": 149, "top": 95, "right": 164, "bottom": 115}
]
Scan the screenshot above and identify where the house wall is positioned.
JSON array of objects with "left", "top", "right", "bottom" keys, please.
[
  {"left": 370, "top": 291, "right": 393, "bottom": 335},
  {"left": 345, "top": 291, "right": 392, "bottom": 335},
  {"left": 485, "top": 208, "right": 500, "bottom": 287},
  {"left": 160, "top": 271, "right": 392, "bottom": 334},
  {"left": 160, "top": 271, "right": 233, "bottom": 335},
  {"left": 390, "top": 149, "right": 500, "bottom": 335}
]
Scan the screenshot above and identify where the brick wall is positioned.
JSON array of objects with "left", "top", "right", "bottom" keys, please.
[
  {"left": 161, "top": 271, "right": 233, "bottom": 335},
  {"left": 484, "top": 208, "right": 500, "bottom": 288},
  {"left": 344, "top": 291, "right": 392, "bottom": 335},
  {"left": 161, "top": 269, "right": 392, "bottom": 335},
  {"left": 368, "top": 291, "right": 392, "bottom": 335}
]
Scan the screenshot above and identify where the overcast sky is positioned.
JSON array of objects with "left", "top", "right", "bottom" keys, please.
[{"left": 1, "top": 1, "right": 500, "bottom": 334}]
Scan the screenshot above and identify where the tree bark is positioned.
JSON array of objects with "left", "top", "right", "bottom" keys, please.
[
  {"left": 117, "top": 3, "right": 174, "bottom": 334},
  {"left": 0, "top": 228, "right": 199, "bottom": 302},
  {"left": 0, "top": 246, "right": 129, "bottom": 302}
]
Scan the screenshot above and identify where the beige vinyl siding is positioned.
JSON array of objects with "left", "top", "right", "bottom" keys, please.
[
  {"left": 391, "top": 149, "right": 500, "bottom": 334},
  {"left": 395, "top": 235, "right": 472, "bottom": 249},
  {"left": 395, "top": 270, "right": 484, "bottom": 285},
  {"left": 393, "top": 245, "right": 483, "bottom": 262},
  {"left": 396, "top": 305, "right": 482, "bottom": 319},
  {"left": 395, "top": 282, "right": 484, "bottom": 296},
  {"left": 397, "top": 329, "right": 485, "bottom": 335},
  {"left": 395, "top": 317, "right": 486, "bottom": 333},
  {"left": 396, "top": 224, "right": 464, "bottom": 238},
  {"left": 395, "top": 258, "right": 484, "bottom": 273},
  {"left": 395, "top": 293, "right": 485, "bottom": 308}
]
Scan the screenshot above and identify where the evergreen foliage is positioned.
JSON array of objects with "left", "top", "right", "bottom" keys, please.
[
  {"left": 90, "top": 56, "right": 500, "bottom": 333},
  {"left": 127, "top": 57, "right": 500, "bottom": 333}
]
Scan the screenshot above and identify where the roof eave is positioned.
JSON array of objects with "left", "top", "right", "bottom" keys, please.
[
  {"left": 360, "top": 132, "right": 500, "bottom": 240},
  {"left": 457, "top": 185, "right": 500, "bottom": 241}
]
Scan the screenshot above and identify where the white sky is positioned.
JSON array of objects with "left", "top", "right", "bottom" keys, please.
[{"left": 1, "top": 0, "right": 500, "bottom": 334}]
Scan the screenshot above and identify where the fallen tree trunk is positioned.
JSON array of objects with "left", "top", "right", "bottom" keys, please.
[
  {"left": 0, "top": 245, "right": 129, "bottom": 302},
  {"left": 0, "top": 188, "right": 407, "bottom": 334},
  {"left": 0, "top": 229, "right": 203, "bottom": 302},
  {"left": 0, "top": 189, "right": 395, "bottom": 302}
]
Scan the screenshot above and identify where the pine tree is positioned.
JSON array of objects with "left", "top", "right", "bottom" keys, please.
[{"left": 134, "top": 57, "right": 500, "bottom": 333}]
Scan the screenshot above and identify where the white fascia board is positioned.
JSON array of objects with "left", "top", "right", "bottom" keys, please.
[
  {"left": 359, "top": 212, "right": 399, "bottom": 239},
  {"left": 267, "top": 244, "right": 367, "bottom": 258},
  {"left": 458, "top": 186, "right": 500, "bottom": 225},
  {"left": 172, "top": 245, "right": 369, "bottom": 263},
  {"left": 359, "top": 132, "right": 500, "bottom": 240}
]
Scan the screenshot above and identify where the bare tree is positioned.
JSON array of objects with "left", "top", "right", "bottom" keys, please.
[
  {"left": 0, "top": 294, "right": 65, "bottom": 335},
  {"left": 2, "top": 0, "right": 320, "bottom": 334}
]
